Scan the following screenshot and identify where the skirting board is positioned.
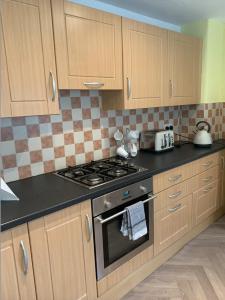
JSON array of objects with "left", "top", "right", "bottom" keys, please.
[{"left": 98, "top": 208, "right": 225, "bottom": 300}]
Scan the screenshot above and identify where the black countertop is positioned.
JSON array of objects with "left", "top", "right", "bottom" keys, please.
[{"left": 2, "top": 140, "right": 225, "bottom": 231}]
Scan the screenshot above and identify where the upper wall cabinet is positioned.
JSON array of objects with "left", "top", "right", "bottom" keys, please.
[
  {"left": 51, "top": 0, "right": 122, "bottom": 90},
  {"left": 182, "top": 19, "right": 225, "bottom": 103},
  {"left": 122, "top": 18, "right": 167, "bottom": 109},
  {"left": 167, "top": 32, "right": 202, "bottom": 106},
  {"left": 0, "top": 0, "right": 59, "bottom": 118},
  {"left": 102, "top": 19, "right": 202, "bottom": 110}
]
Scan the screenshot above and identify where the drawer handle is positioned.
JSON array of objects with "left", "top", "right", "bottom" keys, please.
[
  {"left": 203, "top": 186, "right": 213, "bottom": 193},
  {"left": 83, "top": 82, "right": 104, "bottom": 89},
  {"left": 202, "top": 176, "right": 213, "bottom": 182},
  {"left": 20, "top": 240, "right": 28, "bottom": 275},
  {"left": 168, "top": 174, "right": 182, "bottom": 182},
  {"left": 169, "top": 191, "right": 182, "bottom": 199},
  {"left": 168, "top": 203, "right": 182, "bottom": 212},
  {"left": 202, "top": 161, "right": 213, "bottom": 167}
]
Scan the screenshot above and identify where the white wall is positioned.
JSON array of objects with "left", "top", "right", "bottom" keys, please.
[{"left": 70, "top": 0, "right": 181, "bottom": 32}]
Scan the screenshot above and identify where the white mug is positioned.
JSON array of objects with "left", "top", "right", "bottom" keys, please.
[
  {"left": 130, "top": 143, "right": 138, "bottom": 157},
  {"left": 116, "top": 145, "right": 129, "bottom": 159}
]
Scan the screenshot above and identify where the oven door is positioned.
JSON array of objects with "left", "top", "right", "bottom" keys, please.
[{"left": 94, "top": 194, "right": 154, "bottom": 280}]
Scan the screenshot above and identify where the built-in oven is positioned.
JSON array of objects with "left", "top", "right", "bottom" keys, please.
[{"left": 92, "top": 178, "right": 155, "bottom": 280}]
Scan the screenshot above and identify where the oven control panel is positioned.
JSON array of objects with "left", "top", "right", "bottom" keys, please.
[{"left": 92, "top": 177, "right": 153, "bottom": 216}]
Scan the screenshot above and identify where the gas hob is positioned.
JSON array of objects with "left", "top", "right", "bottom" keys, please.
[{"left": 56, "top": 157, "right": 147, "bottom": 189}]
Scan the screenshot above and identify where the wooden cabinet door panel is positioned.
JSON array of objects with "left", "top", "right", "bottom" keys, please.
[
  {"left": 1, "top": 225, "right": 36, "bottom": 300},
  {"left": 52, "top": 0, "right": 122, "bottom": 90},
  {"left": 29, "top": 201, "right": 97, "bottom": 300},
  {"left": 0, "top": 0, "right": 59, "bottom": 116},
  {"left": 123, "top": 18, "right": 167, "bottom": 109},
  {"left": 193, "top": 180, "right": 219, "bottom": 225},
  {"left": 0, "top": 15, "right": 11, "bottom": 117},
  {"left": 154, "top": 194, "right": 192, "bottom": 255},
  {"left": 168, "top": 32, "right": 202, "bottom": 105}
]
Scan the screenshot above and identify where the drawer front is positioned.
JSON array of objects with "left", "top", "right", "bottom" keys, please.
[
  {"left": 193, "top": 180, "right": 219, "bottom": 226},
  {"left": 154, "top": 178, "right": 196, "bottom": 212},
  {"left": 197, "top": 153, "right": 219, "bottom": 174},
  {"left": 197, "top": 165, "right": 220, "bottom": 189},
  {"left": 154, "top": 194, "right": 192, "bottom": 255},
  {"left": 153, "top": 162, "right": 197, "bottom": 193}
]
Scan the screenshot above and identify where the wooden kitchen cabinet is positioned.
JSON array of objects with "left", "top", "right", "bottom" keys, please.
[
  {"left": 102, "top": 18, "right": 168, "bottom": 110},
  {"left": 1, "top": 224, "right": 36, "bottom": 300},
  {"left": 51, "top": 0, "right": 122, "bottom": 90},
  {"left": 0, "top": 0, "right": 59, "bottom": 117},
  {"left": 28, "top": 200, "right": 97, "bottom": 300},
  {"left": 121, "top": 18, "right": 167, "bottom": 109},
  {"left": 103, "top": 21, "right": 202, "bottom": 110},
  {"left": 167, "top": 31, "right": 202, "bottom": 106},
  {"left": 154, "top": 194, "right": 193, "bottom": 255},
  {"left": 193, "top": 180, "right": 219, "bottom": 226}
]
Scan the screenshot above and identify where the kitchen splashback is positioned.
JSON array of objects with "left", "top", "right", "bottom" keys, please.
[{"left": 0, "top": 90, "right": 224, "bottom": 182}]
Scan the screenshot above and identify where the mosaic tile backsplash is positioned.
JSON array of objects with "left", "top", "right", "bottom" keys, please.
[{"left": 0, "top": 90, "right": 224, "bottom": 182}]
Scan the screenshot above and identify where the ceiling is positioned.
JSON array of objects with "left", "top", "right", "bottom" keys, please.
[{"left": 97, "top": 0, "right": 225, "bottom": 25}]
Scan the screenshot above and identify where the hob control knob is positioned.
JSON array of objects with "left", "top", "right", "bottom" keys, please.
[
  {"left": 139, "top": 185, "right": 147, "bottom": 193},
  {"left": 104, "top": 200, "right": 112, "bottom": 209}
]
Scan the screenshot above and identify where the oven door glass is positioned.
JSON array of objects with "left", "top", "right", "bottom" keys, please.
[{"left": 101, "top": 196, "right": 150, "bottom": 268}]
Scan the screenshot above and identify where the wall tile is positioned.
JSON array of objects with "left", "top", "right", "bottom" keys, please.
[{"left": 0, "top": 90, "right": 224, "bottom": 182}]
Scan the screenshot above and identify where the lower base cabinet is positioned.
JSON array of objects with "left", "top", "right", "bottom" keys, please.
[
  {"left": 193, "top": 180, "right": 219, "bottom": 226},
  {"left": 28, "top": 200, "right": 97, "bottom": 300},
  {"left": 154, "top": 194, "right": 193, "bottom": 255},
  {"left": 1, "top": 224, "right": 36, "bottom": 300}
]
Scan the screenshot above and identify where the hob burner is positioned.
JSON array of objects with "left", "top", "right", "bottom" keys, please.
[{"left": 56, "top": 157, "right": 147, "bottom": 189}]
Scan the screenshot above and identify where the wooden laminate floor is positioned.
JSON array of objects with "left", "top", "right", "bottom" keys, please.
[{"left": 123, "top": 215, "right": 225, "bottom": 300}]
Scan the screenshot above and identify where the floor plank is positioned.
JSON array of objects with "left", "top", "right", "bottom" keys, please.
[{"left": 123, "top": 215, "right": 225, "bottom": 300}]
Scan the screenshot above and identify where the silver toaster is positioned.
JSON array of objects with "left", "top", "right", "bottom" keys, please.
[{"left": 140, "top": 130, "right": 174, "bottom": 152}]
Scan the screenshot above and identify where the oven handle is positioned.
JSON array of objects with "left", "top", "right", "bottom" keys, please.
[{"left": 96, "top": 194, "right": 157, "bottom": 224}]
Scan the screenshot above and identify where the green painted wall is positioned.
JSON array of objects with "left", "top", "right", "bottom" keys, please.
[{"left": 182, "top": 19, "right": 225, "bottom": 103}]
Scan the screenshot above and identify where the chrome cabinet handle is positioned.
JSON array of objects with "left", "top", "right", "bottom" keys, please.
[
  {"left": 168, "top": 191, "right": 182, "bottom": 199},
  {"left": 202, "top": 176, "right": 213, "bottom": 182},
  {"left": 83, "top": 82, "right": 104, "bottom": 89},
  {"left": 168, "top": 203, "right": 182, "bottom": 213},
  {"left": 169, "top": 80, "right": 173, "bottom": 98},
  {"left": 201, "top": 161, "right": 213, "bottom": 167},
  {"left": 20, "top": 240, "right": 28, "bottom": 275},
  {"left": 127, "top": 77, "right": 131, "bottom": 99},
  {"left": 203, "top": 186, "right": 213, "bottom": 193},
  {"left": 97, "top": 194, "right": 157, "bottom": 224},
  {"left": 85, "top": 214, "right": 92, "bottom": 242},
  {"left": 168, "top": 174, "right": 182, "bottom": 182},
  {"left": 50, "top": 71, "right": 56, "bottom": 101}
]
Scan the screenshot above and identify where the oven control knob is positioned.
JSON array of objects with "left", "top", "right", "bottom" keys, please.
[
  {"left": 104, "top": 200, "right": 112, "bottom": 209},
  {"left": 139, "top": 185, "right": 147, "bottom": 193}
]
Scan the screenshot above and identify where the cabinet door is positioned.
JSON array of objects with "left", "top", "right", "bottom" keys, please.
[
  {"left": 0, "top": 15, "right": 11, "bottom": 117},
  {"left": 0, "top": 0, "right": 59, "bottom": 117},
  {"left": 52, "top": 0, "right": 122, "bottom": 90},
  {"left": 122, "top": 18, "right": 167, "bottom": 109},
  {"left": 1, "top": 225, "right": 36, "bottom": 300},
  {"left": 29, "top": 201, "right": 97, "bottom": 300},
  {"left": 193, "top": 180, "right": 219, "bottom": 225},
  {"left": 167, "top": 32, "right": 202, "bottom": 105},
  {"left": 154, "top": 194, "right": 192, "bottom": 255}
]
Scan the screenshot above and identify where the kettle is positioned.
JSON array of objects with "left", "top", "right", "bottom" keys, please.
[{"left": 193, "top": 121, "right": 213, "bottom": 147}]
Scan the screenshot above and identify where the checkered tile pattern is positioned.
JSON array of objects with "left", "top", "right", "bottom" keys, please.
[{"left": 0, "top": 89, "right": 224, "bottom": 182}]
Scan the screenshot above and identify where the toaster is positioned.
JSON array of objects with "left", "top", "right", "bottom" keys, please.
[{"left": 140, "top": 130, "right": 174, "bottom": 152}]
